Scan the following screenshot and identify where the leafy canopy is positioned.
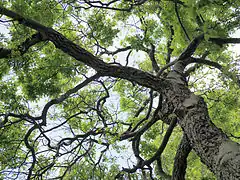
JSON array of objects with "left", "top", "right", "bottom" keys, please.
[{"left": 0, "top": 0, "right": 240, "bottom": 179}]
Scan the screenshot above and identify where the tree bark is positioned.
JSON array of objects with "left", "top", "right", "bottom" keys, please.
[
  {"left": 164, "top": 74, "right": 240, "bottom": 179},
  {"left": 172, "top": 134, "right": 192, "bottom": 180}
]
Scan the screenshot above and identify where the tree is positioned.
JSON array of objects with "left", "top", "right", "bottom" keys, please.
[{"left": 0, "top": 0, "right": 240, "bottom": 179}]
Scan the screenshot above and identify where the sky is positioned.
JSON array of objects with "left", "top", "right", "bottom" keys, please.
[{"left": 229, "top": 30, "right": 240, "bottom": 57}]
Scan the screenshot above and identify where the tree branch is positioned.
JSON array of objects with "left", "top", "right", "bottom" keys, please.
[
  {"left": 174, "top": 1, "right": 190, "bottom": 42},
  {"left": 41, "top": 74, "right": 100, "bottom": 126},
  {"left": 149, "top": 43, "right": 160, "bottom": 73},
  {"left": 178, "top": 34, "right": 204, "bottom": 60},
  {"left": 156, "top": 34, "right": 205, "bottom": 77},
  {"left": 184, "top": 51, "right": 210, "bottom": 76},
  {"left": 209, "top": 37, "right": 240, "bottom": 45},
  {"left": 166, "top": 26, "right": 174, "bottom": 64},
  {"left": 145, "top": 117, "right": 177, "bottom": 165},
  {"left": 172, "top": 134, "right": 192, "bottom": 180},
  {"left": 98, "top": 46, "right": 132, "bottom": 56},
  {"left": 0, "top": 32, "right": 46, "bottom": 58},
  {"left": 0, "top": 6, "right": 164, "bottom": 91},
  {"left": 188, "top": 57, "right": 222, "bottom": 70},
  {"left": 122, "top": 117, "right": 177, "bottom": 174}
]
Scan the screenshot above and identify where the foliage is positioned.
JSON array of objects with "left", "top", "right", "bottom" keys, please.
[{"left": 0, "top": 0, "right": 240, "bottom": 179}]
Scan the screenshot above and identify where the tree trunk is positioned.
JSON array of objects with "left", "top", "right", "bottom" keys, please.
[{"left": 164, "top": 71, "right": 240, "bottom": 179}]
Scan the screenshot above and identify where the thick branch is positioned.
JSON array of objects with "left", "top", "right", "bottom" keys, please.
[
  {"left": 209, "top": 37, "right": 240, "bottom": 45},
  {"left": 172, "top": 134, "right": 192, "bottom": 180},
  {"left": 0, "top": 6, "right": 164, "bottom": 90},
  {"left": 188, "top": 57, "right": 222, "bottom": 70},
  {"left": 149, "top": 43, "right": 160, "bottom": 73},
  {"left": 178, "top": 34, "right": 204, "bottom": 60},
  {"left": 0, "top": 32, "right": 46, "bottom": 58},
  {"left": 184, "top": 51, "right": 210, "bottom": 76}
]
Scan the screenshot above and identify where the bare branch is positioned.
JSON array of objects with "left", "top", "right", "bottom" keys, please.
[
  {"left": 188, "top": 57, "right": 222, "bottom": 70},
  {"left": 41, "top": 74, "right": 100, "bottom": 125},
  {"left": 122, "top": 117, "right": 177, "bottom": 174},
  {"left": 70, "top": 0, "right": 148, "bottom": 12},
  {"left": 131, "top": 90, "right": 155, "bottom": 131},
  {"left": 120, "top": 95, "right": 163, "bottom": 140},
  {"left": 145, "top": 117, "right": 177, "bottom": 164}
]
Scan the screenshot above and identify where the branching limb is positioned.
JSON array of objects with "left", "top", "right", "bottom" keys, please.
[
  {"left": 184, "top": 51, "right": 210, "bottom": 76},
  {"left": 81, "top": 0, "right": 134, "bottom": 11},
  {"left": 187, "top": 57, "right": 222, "bottom": 70},
  {"left": 0, "top": 32, "right": 47, "bottom": 58},
  {"left": 156, "top": 59, "right": 179, "bottom": 77},
  {"left": 157, "top": 34, "right": 240, "bottom": 76},
  {"left": 98, "top": 46, "right": 132, "bottom": 56},
  {"left": 121, "top": 117, "right": 178, "bottom": 175},
  {"left": 131, "top": 90, "right": 154, "bottom": 132},
  {"left": 133, "top": 91, "right": 158, "bottom": 118},
  {"left": 120, "top": 94, "right": 163, "bottom": 140},
  {"left": 0, "top": 6, "right": 164, "bottom": 90},
  {"left": 0, "top": 113, "right": 41, "bottom": 127},
  {"left": 41, "top": 73, "right": 100, "bottom": 126},
  {"left": 121, "top": 91, "right": 158, "bottom": 135},
  {"left": 69, "top": 0, "right": 148, "bottom": 12},
  {"left": 157, "top": 34, "right": 205, "bottom": 77},
  {"left": 178, "top": 34, "right": 204, "bottom": 60},
  {"left": 145, "top": 117, "right": 177, "bottom": 165}
]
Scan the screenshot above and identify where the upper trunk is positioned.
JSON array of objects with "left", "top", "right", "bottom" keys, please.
[{"left": 164, "top": 71, "right": 240, "bottom": 179}]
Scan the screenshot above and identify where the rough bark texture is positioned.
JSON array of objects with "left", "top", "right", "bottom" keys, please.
[
  {"left": 164, "top": 73, "right": 240, "bottom": 179},
  {"left": 172, "top": 134, "right": 192, "bottom": 180}
]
